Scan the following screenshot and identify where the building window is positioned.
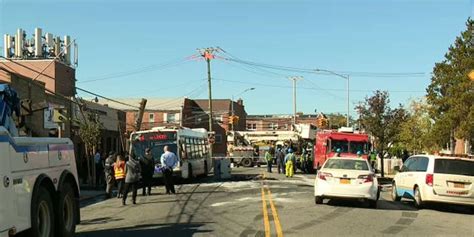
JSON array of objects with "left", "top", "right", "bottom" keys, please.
[
  {"left": 164, "top": 113, "right": 178, "bottom": 123},
  {"left": 247, "top": 123, "right": 257, "bottom": 131},
  {"left": 270, "top": 123, "right": 278, "bottom": 130},
  {"left": 149, "top": 113, "right": 154, "bottom": 123},
  {"left": 213, "top": 115, "right": 224, "bottom": 123},
  {"left": 215, "top": 134, "right": 222, "bottom": 144}
]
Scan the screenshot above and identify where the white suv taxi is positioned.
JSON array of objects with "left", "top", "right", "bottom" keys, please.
[{"left": 392, "top": 155, "right": 474, "bottom": 208}]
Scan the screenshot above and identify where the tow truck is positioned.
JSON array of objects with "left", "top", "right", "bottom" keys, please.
[{"left": 0, "top": 84, "right": 80, "bottom": 237}]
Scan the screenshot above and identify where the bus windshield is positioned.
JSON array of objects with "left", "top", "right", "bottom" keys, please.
[{"left": 130, "top": 131, "right": 178, "bottom": 164}]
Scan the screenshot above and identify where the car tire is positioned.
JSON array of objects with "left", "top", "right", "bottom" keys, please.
[
  {"left": 392, "top": 183, "right": 401, "bottom": 202},
  {"left": 315, "top": 196, "right": 323, "bottom": 204},
  {"left": 29, "top": 186, "right": 55, "bottom": 237},
  {"left": 56, "top": 182, "right": 78, "bottom": 237},
  {"left": 368, "top": 199, "right": 377, "bottom": 209},
  {"left": 241, "top": 158, "right": 252, "bottom": 167},
  {"left": 414, "top": 186, "right": 424, "bottom": 209}
]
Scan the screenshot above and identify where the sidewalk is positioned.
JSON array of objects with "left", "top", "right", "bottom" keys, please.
[{"left": 79, "top": 189, "right": 106, "bottom": 202}]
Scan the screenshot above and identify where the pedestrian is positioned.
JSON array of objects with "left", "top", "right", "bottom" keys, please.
[
  {"left": 357, "top": 151, "right": 363, "bottom": 158},
  {"left": 370, "top": 151, "right": 377, "bottom": 170},
  {"left": 141, "top": 148, "right": 155, "bottom": 196},
  {"left": 114, "top": 155, "right": 126, "bottom": 198},
  {"left": 104, "top": 151, "right": 116, "bottom": 198},
  {"left": 160, "top": 145, "right": 178, "bottom": 194},
  {"left": 284, "top": 149, "right": 295, "bottom": 178},
  {"left": 94, "top": 150, "right": 103, "bottom": 186},
  {"left": 275, "top": 147, "right": 285, "bottom": 174},
  {"left": 122, "top": 154, "right": 142, "bottom": 205},
  {"left": 335, "top": 148, "right": 342, "bottom": 157},
  {"left": 265, "top": 150, "right": 273, "bottom": 173}
]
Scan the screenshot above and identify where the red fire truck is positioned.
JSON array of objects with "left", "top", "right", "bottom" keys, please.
[{"left": 313, "top": 127, "right": 370, "bottom": 170}]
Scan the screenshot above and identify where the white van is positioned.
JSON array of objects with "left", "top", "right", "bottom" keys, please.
[{"left": 391, "top": 155, "right": 474, "bottom": 208}]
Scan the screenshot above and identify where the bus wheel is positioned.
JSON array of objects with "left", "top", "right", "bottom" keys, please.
[
  {"left": 56, "top": 182, "right": 77, "bottom": 237},
  {"left": 204, "top": 161, "right": 208, "bottom": 176},
  {"left": 188, "top": 164, "right": 193, "bottom": 181},
  {"left": 241, "top": 158, "right": 252, "bottom": 167},
  {"left": 30, "top": 186, "right": 55, "bottom": 237}
]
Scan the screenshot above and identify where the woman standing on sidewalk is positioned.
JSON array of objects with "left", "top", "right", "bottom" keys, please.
[{"left": 122, "top": 154, "right": 142, "bottom": 205}]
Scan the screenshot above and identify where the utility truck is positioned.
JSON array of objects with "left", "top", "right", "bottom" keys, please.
[
  {"left": 313, "top": 127, "right": 370, "bottom": 170},
  {"left": 0, "top": 84, "right": 80, "bottom": 237},
  {"left": 227, "top": 124, "right": 316, "bottom": 172}
]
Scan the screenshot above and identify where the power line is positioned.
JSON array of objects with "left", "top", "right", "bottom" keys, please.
[
  {"left": 212, "top": 77, "right": 425, "bottom": 93},
  {"left": 76, "top": 87, "right": 139, "bottom": 109},
  {"left": 216, "top": 49, "right": 429, "bottom": 78},
  {"left": 78, "top": 55, "right": 197, "bottom": 84}
]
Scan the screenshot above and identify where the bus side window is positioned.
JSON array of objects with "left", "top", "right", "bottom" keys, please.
[{"left": 186, "top": 138, "right": 193, "bottom": 159}]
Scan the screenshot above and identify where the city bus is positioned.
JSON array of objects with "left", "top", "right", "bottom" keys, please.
[{"left": 129, "top": 127, "right": 211, "bottom": 179}]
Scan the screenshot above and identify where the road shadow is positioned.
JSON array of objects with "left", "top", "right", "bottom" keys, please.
[
  {"left": 80, "top": 217, "right": 124, "bottom": 225},
  {"left": 77, "top": 222, "right": 213, "bottom": 237},
  {"left": 324, "top": 198, "right": 418, "bottom": 211},
  {"left": 395, "top": 199, "right": 474, "bottom": 215}
]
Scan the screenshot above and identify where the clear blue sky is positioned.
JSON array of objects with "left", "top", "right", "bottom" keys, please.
[{"left": 1, "top": 0, "right": 472, "bottom": 115}]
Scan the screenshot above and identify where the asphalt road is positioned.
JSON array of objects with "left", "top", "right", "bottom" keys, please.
[{"left": 77, "top": 167, "right": 474, "bottom": 237}]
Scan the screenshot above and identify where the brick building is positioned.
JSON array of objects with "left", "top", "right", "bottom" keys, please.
[
  {"left": 246, "top": 114, "right": 319, "bottom": 131},
  {"left": 193, "top": 99, "right": 247, "bottom": 156}
]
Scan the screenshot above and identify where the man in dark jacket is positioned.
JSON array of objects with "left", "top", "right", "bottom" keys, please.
[
  {"left": 275, "top": 147, "right": 285, "bottom": 174},
  {"left": 104, "top": 151, "right": 116, "bottom": 198},
  {"left": 141, "top": 148, "right": 155, "bottom": 196},
  {"left": 123, "top": 154, "right": 142, "bottom": 205}
]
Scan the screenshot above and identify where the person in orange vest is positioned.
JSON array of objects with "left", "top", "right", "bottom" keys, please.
[{"left": 114, "top": 155, "right": 126, "bottom": 198}]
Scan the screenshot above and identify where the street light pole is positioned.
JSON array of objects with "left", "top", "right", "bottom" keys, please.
[
  {"left": 315, "top": 69, "right": 350, "bottom": 127},
  {"left": 288, "top": 76, "right": 303, "bottom": 127}
]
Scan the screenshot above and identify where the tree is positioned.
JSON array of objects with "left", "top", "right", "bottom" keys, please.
[
  {"left": 78, "top": 111, "right": 102, "bottom": 186},
  {"left": 326, "top": 113, "right": 349, "bottom": 129},
  {"left": 397, "top": 99, "right": 436, "bottom": 154},
  {"left": 355, "top": 90, "right": 407, "bottom": 177},
  {"left": 426, "top": 19, "right": 474, "bottom": 152}
]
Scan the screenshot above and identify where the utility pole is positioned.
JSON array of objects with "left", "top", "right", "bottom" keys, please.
[
  {"left": 197, "top": 47, "right": 219, "bottom": 158},
  {"left": 288, "top": 76, "right": 303, "bottom": 127},
  {"left": 135, "top": 98, "right": 147, "bottom": 131}
]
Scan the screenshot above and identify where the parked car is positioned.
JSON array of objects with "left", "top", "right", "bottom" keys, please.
[
  {"left": 391, "top": 155, "right": 474, "bottom": 209},
  {"left": 314, "top": 157, "right": 379, "bottom": 208}
]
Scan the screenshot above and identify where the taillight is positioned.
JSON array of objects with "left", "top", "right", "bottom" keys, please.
[
  {"left": 318, "top": 172, "right": 332, "bottom": 181},
  {"left": 426, "top": 174, "right": 433, "bottom": 186},
  {"left": 358, "top": 174, "right": 374, "bottom": 183}
]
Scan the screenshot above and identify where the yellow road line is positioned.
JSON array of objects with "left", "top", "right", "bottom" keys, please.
[
  {"left": 261, "top": 187, "right": 271, "bottom": 237},
  {"left": 266, "top": 188, "right": 284, "bottom": 237}
]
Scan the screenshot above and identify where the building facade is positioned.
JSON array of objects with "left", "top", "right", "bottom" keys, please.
[{"left": 246, "top": 114, "right": 319, "bottom": 131}]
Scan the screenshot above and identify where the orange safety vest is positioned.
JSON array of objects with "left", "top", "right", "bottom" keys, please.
[{"left": 114, "top": 161, "right": 125, "bottom": 179}]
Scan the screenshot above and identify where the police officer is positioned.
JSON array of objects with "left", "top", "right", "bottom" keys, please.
[
  {"left": 141, "top": 148, "right": 155, "bottom": 196},
  {"left": 161, "top": 145, "right": 178, "bottom": 194}
]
